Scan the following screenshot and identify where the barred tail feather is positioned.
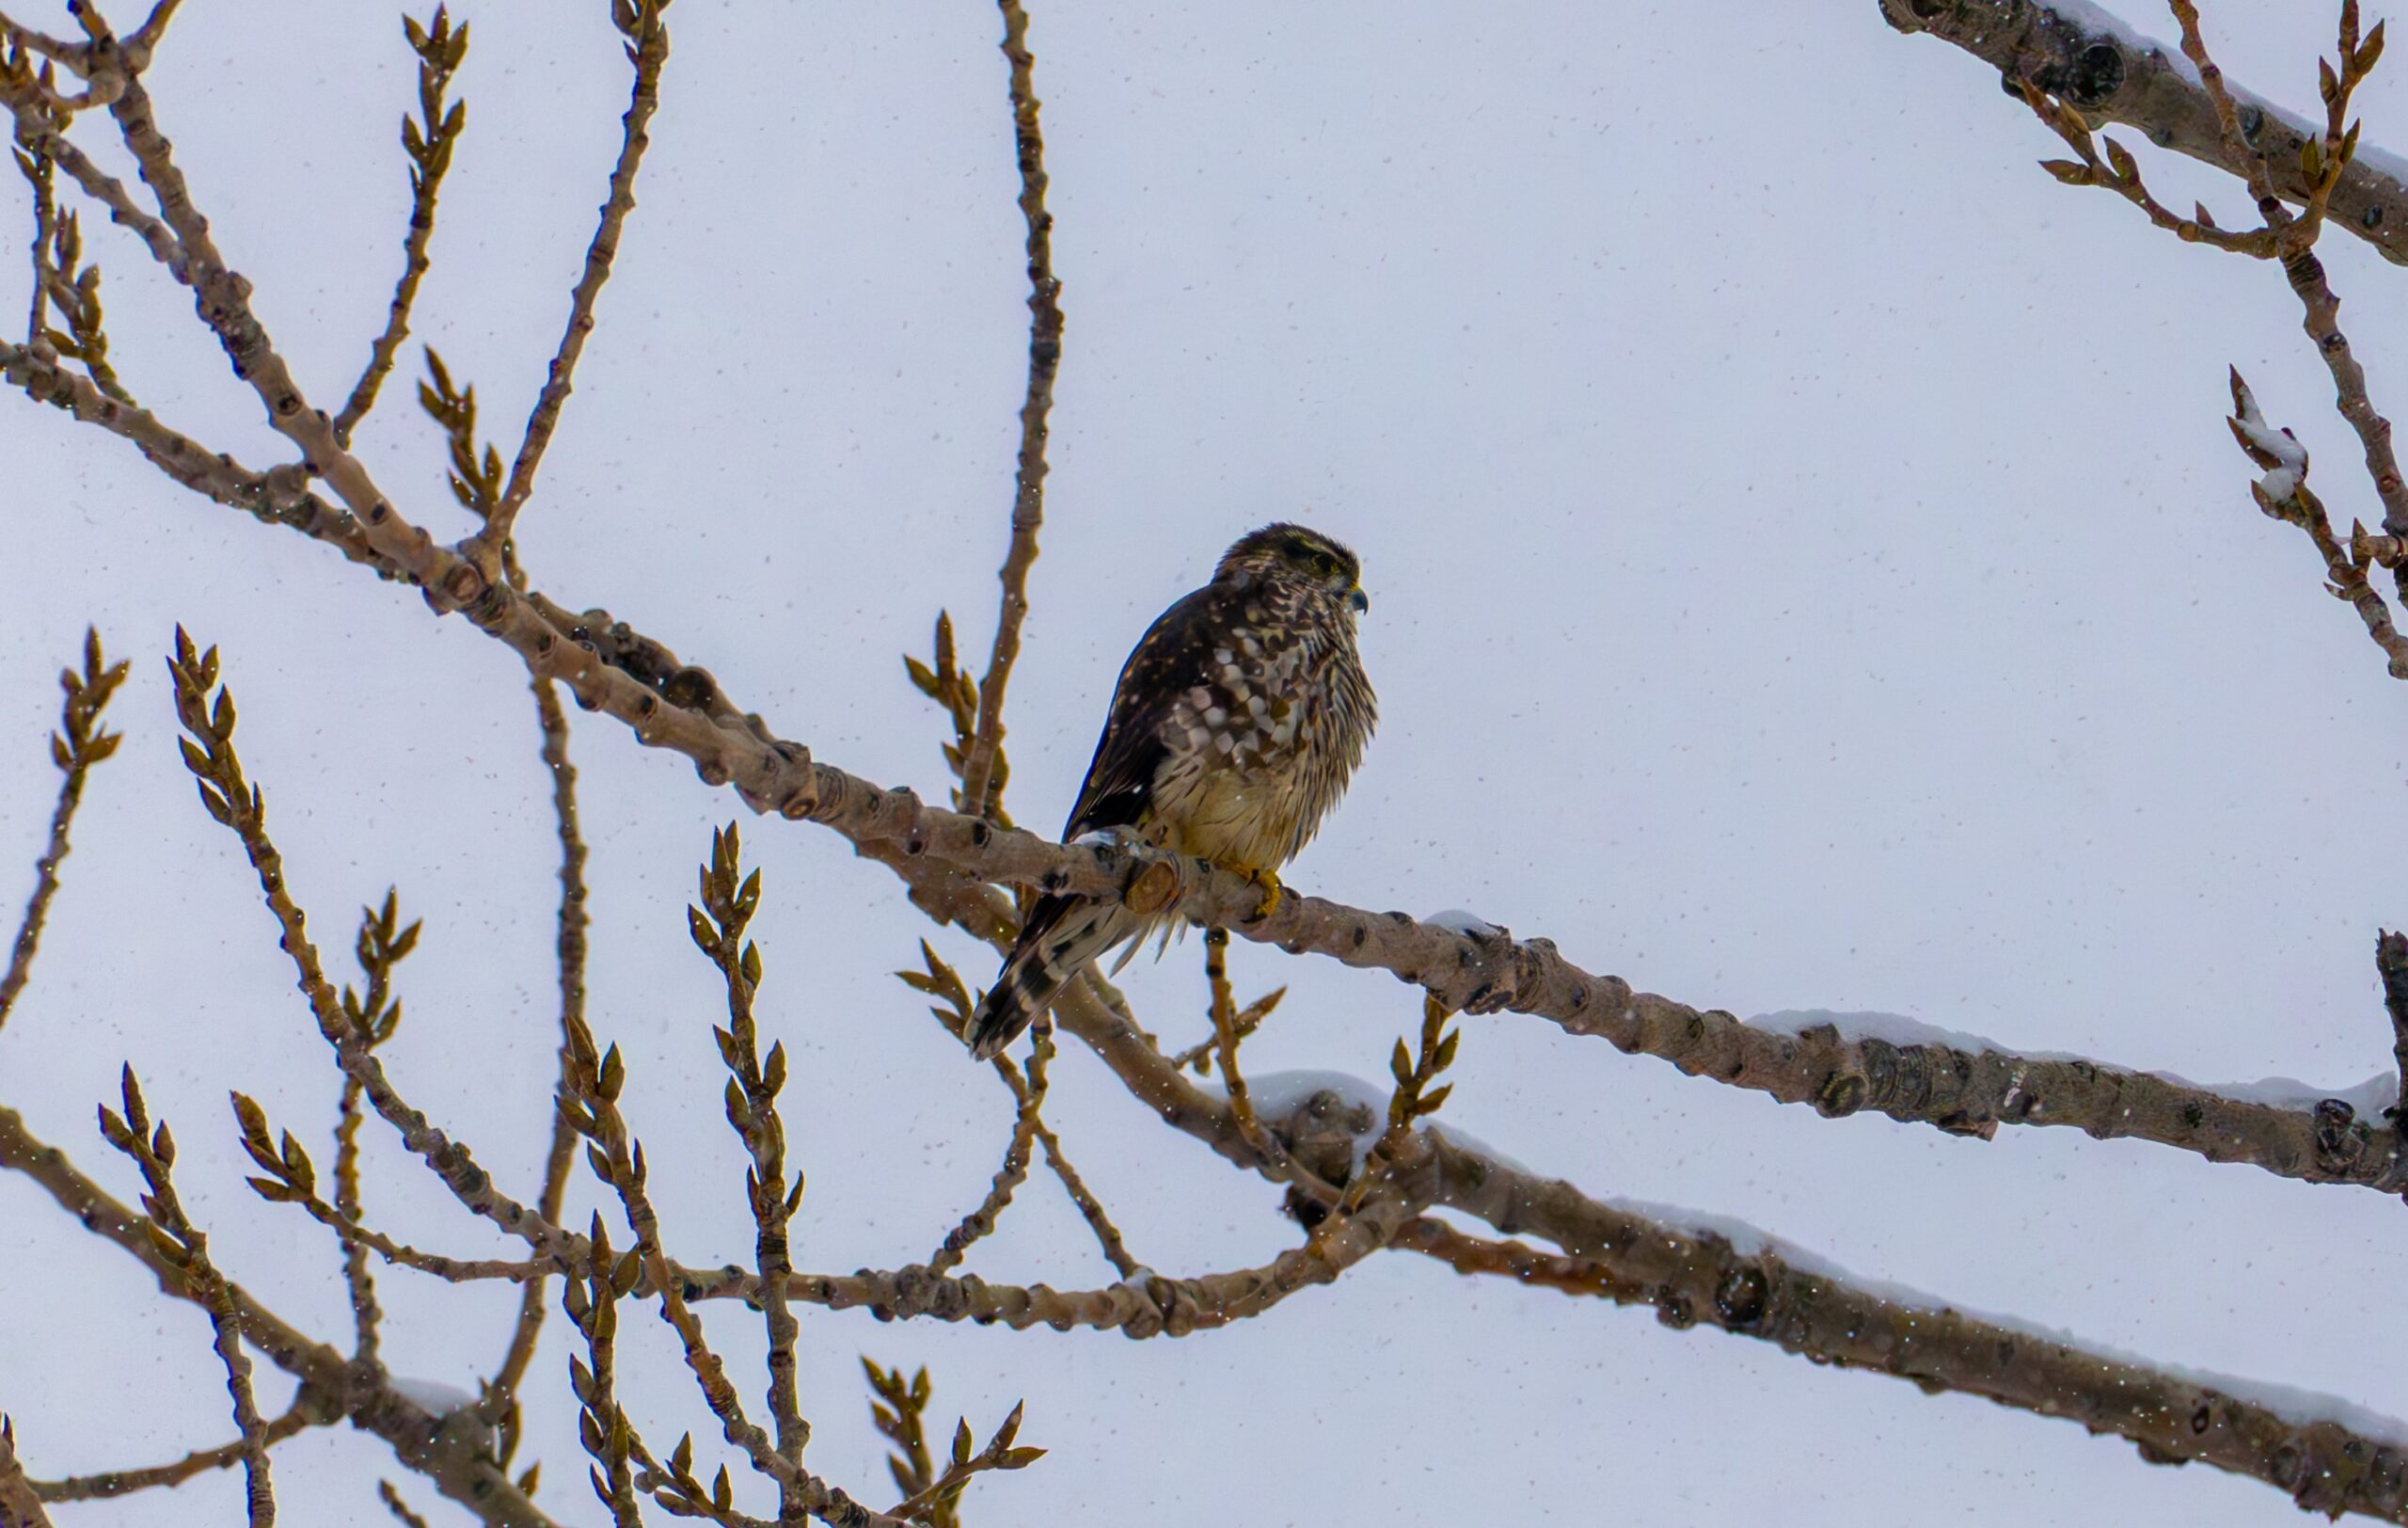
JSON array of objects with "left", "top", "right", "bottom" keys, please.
[{"left": 966, "top": 895, "right": 1141, "bottom": 1060}]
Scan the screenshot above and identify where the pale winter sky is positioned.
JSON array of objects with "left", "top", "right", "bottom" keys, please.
[{"left": 3, "top": 0, "right": 2405, "bottom": 1523}]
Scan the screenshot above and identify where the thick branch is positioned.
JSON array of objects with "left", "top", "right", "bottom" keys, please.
[
  {"left": 1411, "top": 1130, "right": 2408, "bottom": 1521},
  {"left": 1046, "top": 1006, "right": 2408, "bottom": 1524},
  {"left": 1882, "top": 0, "right": 2408, "bottom": 264},
  {"left": 31, "top": 377, "right": 2408, "bottom": 1201}
]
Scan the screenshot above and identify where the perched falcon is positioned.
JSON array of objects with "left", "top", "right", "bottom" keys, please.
[{"left": 966, "top": 523, "right": 1376, "bottom": 1060}]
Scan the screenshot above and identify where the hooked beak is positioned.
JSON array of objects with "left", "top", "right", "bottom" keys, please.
[{"left": 1348, "top": 584, "right": 1369, "bottom": 613}]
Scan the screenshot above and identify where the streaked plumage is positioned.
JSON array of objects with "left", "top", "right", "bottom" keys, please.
[{"left": 966, "top": 523, "right": 1376, "bottom": 1060}]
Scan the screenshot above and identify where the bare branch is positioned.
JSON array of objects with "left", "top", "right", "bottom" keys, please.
[
  {"left": 97, "top": 1067, "right": 277, "bottom": 1525},
  {"left": 5, "top": 480, "right": 2370, "bottom": 1209},
  {"left": 0, "top": 1106, "right": 558, "bottom": 1525},
  {"left": 0, "top": 345, "right": 392, "bottom": 574},
  {"left": 166, "top": 632, "right": 582, "bottom": 1268},
  {"left": 34, "top": 1402, "right": 322, "bottom": 1504},
  {"left": 1406, "top": 1135, "right": 2408, "bottom": 1521},
  {"left": 2163, "top": 1, "right": 2408, "bottom": 544},
  {"left": 0, "top": 628, "right": 124, "bottom": 1035},
  {"left": 0, "top": 11, "right": 87, "bottom": 77},
  {"left": 333, "top": 7, "right": 468, "bottom": 445},
  {"left": 556, "top": 1011, "right": 898, "bottom": 1525},
  {"left": 958, "top": 0, "right": 1064, "bottom": 820},
  {"left": 926, "top": 1026, "right": 1048, "bottom": 1278},
  {"left": 468, "top": 0, "right": 671, "bottom": 575},
  {"left": 1883, "top": 0, "right": 2408, "bottom": 263},
  {"left": 689, "top": 823, "right": 812, "bottom": 1495},
  {"left": 488, "top": 674, "right": 590, "bottom": 1408},
  {"left": 562, "top": 1214, "right": 642, "bottom": 1528}
]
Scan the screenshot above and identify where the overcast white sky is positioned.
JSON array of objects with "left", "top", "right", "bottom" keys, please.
[{"left": 5, "top": 0, "right": 2407, "bottom": 1522}]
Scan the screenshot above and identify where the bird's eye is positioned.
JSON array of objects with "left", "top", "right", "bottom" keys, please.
[{"left": 1307, "top": 551, "right": 1336, "bottom": 578}]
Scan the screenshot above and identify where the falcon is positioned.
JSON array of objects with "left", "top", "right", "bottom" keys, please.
[{"left": 966, "top": 523, "right": 1376, "bottom": 1060}]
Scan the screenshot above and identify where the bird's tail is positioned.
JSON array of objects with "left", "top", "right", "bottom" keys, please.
[{"left": 966, "top": 894, "right": 1140, "bottom": 1060}]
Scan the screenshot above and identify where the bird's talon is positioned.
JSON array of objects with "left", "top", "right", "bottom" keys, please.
[{"left": 1249, "top": 869, "right": 1284, "bottom": 920}]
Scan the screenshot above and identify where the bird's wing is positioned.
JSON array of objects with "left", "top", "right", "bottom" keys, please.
[{"left": 1063, "top": 582, "right": 1228, "bottom": 837}]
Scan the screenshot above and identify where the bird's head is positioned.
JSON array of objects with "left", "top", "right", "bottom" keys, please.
[{"left": 1215, "top": 522, "right": 1369, "bottom": 613}]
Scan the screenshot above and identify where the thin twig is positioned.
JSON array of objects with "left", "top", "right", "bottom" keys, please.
[
  {"left": 882, "top": 1399, "right": 1039, "bottom": 1526},
  {"left": 98, "top": 1068, "right": 275, "bottom": 1527},
  {"left": 34, "top": 1403, "right": 322, "bottom": 1503},
  {"left": 556, "top": 1014, "right": 900, "bottom": 1524},
  {"left": 376, "top": 1481, "right": 432, "bottom": 1528},
  {"left": 1203, "top": 927, "right": 1277, "bottom": 1162},
  {"left": 927, "top": 1027, "right": 1049, "bottom": 1278},
  {"left": 334, "top": 7, "right": 467, "bottom": 446},
  {"left": 166, "top": 633, "right": 582, "bottom": 1269},
  {"left": 0, "top": 628, "right": 123, "bottom": 1034},
  {"left": 2167, "top": 0, "right": 2408, "bottom": 542},
  {"left": 14, "top": 119, "right": 57, "bottom": 351},
  {"left": 0, "top": 1101, "right": 552, "bottom": 1524},
  {"left": 234, "top": 1093, "right": 548, "bottom": 1285},
  {"left": 957, "top": 0, "right": 1064, "bottom": 820},
  {"left": 562, "top": 1214, "right": 641, "bottom": 1528},
  {"left": 997, "top": 1054, "right": 1142, "bottom": 1278},
  {"left": 861, "top": 1363, "right": 954, "bottom": 1528},
  {"left": 122, "top": 0, "right": 183, "bottom": 61},
  {"left": 689, "top": 824, "right": 811, "bottom": 1496},
  {"left": 332, "top": 893, "right": 418, "bottom": 1370},
  {"left": 488, "top": 674, "right": 588, "bottom": 1408},
  {"left": 467, "top": 0, "right": 669, "bottom": 575}
]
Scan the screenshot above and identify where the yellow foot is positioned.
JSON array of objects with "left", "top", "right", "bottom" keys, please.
[{"left": 1245, "top": 867, "right": 1284, "bottom": 920}]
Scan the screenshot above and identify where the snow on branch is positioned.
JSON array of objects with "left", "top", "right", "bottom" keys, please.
[
  {"left": 1883, "top": 0, "right": 2408, "bottom": 264},
  {"left": 13, "top": 304, "right": 2407, "bottom": 1199}
]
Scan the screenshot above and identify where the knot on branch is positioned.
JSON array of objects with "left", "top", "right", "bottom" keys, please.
[
  {"left": 2313, "top": 1097, "right": 2368, "bottom": 1170},
  {"left": 2044, "top": 39, "right": 2127, "bottom": 108}
]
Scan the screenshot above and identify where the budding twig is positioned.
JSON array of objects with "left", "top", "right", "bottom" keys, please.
[
  {"left": 98, "top": 1067, "right": 276, "bottom": 1527},
  {"left": 0, "top": 628, "right": 122, "bottom": 1035}
]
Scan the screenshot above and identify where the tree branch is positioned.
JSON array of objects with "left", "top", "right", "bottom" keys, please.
[
  {"left": 0, "top": 628, "right": 122, "bottom": 1034},
  {"left": 1408, "top": 1129, "right": 2408, "bottom": 1521},
  {"left": 958, "top": 0, "right": 1064, "bottom": 820},
  {"left": 467, "top": 0, "right": 668, "bottom": 575},
  {"left": 2, "top": 398, "right": 2386, "bottom": 1205},
  {"left": 1881, "top": 0, "right": 2408, "bottom": 264},
  {"left": 31, "top": 1402, "right": 321, "bottom": 1504},
  {"left": 486, "top": 673, "right": 588, "bottom": 1407},
  {"left": 333, "top": 7, "right": 468, "bottom": 446},
  {"left": 0, "top": 1101, "right": 557, "bottom": 1526}
]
